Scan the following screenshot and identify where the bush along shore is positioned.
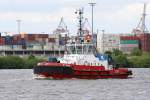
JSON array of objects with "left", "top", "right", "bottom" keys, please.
[
  {"left": 0, "top": 48, "right": 150, "bottom": 69},
  {"left": 106, "top": 48, "right": 150, "bottom": 68},
  {"left": 0, "top": 55, "right": 45, "bottom": 69}
]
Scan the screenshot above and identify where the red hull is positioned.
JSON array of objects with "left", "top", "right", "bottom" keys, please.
[{"left": 33, "top": 62, "right": 132, "bottom": 79}]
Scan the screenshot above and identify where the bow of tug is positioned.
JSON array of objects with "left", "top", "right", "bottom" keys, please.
[{"left": 33, "top": 62, "right": 74, "bottom": 79}]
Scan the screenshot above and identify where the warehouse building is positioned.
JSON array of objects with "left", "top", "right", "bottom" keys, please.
[{"left": 97, "top": 33, "right": 120, "bottom": 53}]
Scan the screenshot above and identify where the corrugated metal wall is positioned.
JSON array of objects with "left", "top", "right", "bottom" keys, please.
[
  {"left": 120, "top": 35, "right": 139, "bottom": 54},
  {"left": 0, "top": 37, "right": 5, "bottom": 45},
  {"left": 120, "top": 40, "right": 139, "bottom": 44},
  {"left": 137, "top": 33, "right": 150, "bottom": 52}
]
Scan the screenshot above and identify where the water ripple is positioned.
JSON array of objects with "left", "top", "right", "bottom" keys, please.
[{"left": 0, "top": 68, "right": 150, "bottom": 100}]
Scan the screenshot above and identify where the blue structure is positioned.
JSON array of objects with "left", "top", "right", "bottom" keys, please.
[{"left": 95, "top": 54, "right": 113, "bottom": 65}]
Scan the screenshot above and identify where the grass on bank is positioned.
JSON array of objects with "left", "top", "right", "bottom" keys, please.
[{"left": 0, "top": 55, "right": 46, "bottom": 69}]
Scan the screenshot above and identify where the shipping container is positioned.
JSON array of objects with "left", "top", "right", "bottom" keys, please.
[
  {"left": 44, "top": 45, "right": 52, "bottom": 50},
  {"left": 20, "top": 38, "right": 26, "bottom": 45},
  {"left": 120, "top": 36, "right": 139, "bottom": 40},
  {"left": 39, "top": 34, "right": 48, "bottom": 38},
  {"left": 48, "top": 33, "right": 59, "bottom": 38},
  {"left": 33, "top": 45, "right": 43, "bottom": 50},
  {"left": 13, "top": 34, "right": 21, "bottom": 40},
  {"left": 59, "top": 40, "right": 65, "bottom": 45},
  {"left": 0, "top": 45, "right": 4, "bottom": 50},
  {"left": 37, "top": 38, "right": 44, "bottom": 42},
  {"left": 12, "top": 38, "right": 26, "bottom": 45},
  {"left": 120, "top": 44, "right": 139, "bottom": 47},
  {"left": 0, "top": 46, "right": 3, "bottom": 50},
  {"left": 26, "top": 34, "right": 36, "bottom": 42},
  {"left": 0, "top": 45, "right": 12, "bottom": 50},
  {"left": 13, "top": 45, "right": 23, "bottom": 50},
  {"left": 0, "top": 37, "right": 5, "bottom": 45},
  {"left": 22, "top": 45, "right": 26, "bottom": 49},
  {"left": 59, "top": 46, "right": 65, "bottom": 51},
  {"left": 60, "top": 33, "right": 67, "bottom": 38},
  {"left": 26, "top": 41, "right": 39, "bottom": 46},
  {"left": 26, "top": 44, "right": 33, "bottom": 50},
  {"left": 53, "top": 45, "right": 61, "bottom": 50},
  {"left": 120, "top": 40, "right": 139, "bottom": 44},
  {"left": 45, "top": 42, "right": 52, "bottom": 45},
  {"left": 138, "top": 33, "right": 150, "bottom": 52},
  {"left": 97, "top": 33, "right": 120, "bottom": 53},
  {"left": 45, "top": 38, "right": 48, "bottom": 43},
  {"left": 120, "top": 42, "right": 139, "bottom": 54},
  {"left": 4, "top": 36, "right": 13, "bottom": 45},
  {"left": 48, "top": 38, "right": 56, "bottom": 43},
  {"left": 33, "top": 34, "right": 47, "bottom": 39},
  {"left": 59, "top": 36, "right": 67, "bottom": 45}
]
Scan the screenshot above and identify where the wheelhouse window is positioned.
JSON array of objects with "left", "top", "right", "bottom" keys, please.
[
  {"left": 66, "top": 43, "right": 97, "bottom": 55},
  {"left": 66, "top": 45, "right": 76, "bottom": 54}
]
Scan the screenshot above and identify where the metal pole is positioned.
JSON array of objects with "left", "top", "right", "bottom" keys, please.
[
  {"left": 58, "top": 45, "right": 60, "bottom": 57},
  {"left": 16, "top": 20, "right": 21, "bottom": 34},
  {"left": 16, "top": 19, "right": 21, "bottom": 55},
  {"left": 102, "top": 30, "right": 105, "bottom": 53},
  {"left": 89, "top": 3, "right": 96, "bottom": 43},
  {"left": 142, "top": 3, "right": 146, "bottom": 33}
]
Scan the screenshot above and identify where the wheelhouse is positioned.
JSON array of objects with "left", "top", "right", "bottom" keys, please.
[{"left": 66, "top": 43, "right": 98, "bottom": 55}]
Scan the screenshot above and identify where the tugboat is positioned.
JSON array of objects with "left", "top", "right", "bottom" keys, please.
[{"left": 33, "top": 8, "right": 132, "bottom": 79}]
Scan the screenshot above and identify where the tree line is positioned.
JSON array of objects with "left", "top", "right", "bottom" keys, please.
[
  {"left": 0, "top": 55, "right": 45, "bottom": 69},
  {"left": 105, "top": 48, "right": 150, "bottom": 68},
  {"left": 0, "top": 47, "right": 150, "bottom": 69}
]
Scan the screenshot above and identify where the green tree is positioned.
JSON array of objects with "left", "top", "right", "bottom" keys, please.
[
  {"left": 28, "top": 54, "right": 35, "bottom": 60},
  {"left": 142, "top": 52, "right": 150, "bottom": 56},
  {"left": 113, "top": 55, "right": 129, "bottom": 67},
  {"left": 112, "top": 49, "right": 123, "bottom": 56},
  {"left": 0, "top": 55, "right": 45, "bottom": 69},
  {"left": 105, "top": 50, "right": 112, "bottom": 55},
  {"left": 131, "top": 47, "right": 142, "bottom": 56},
  {"left": 24, "top": 55, "right": 45, "bottom": 69},
  {"left": 128, "top": 55, "right": 150, "bottom": 68},
  {"left": 0, "top": 56, "right": 25, "bottom": 69}
]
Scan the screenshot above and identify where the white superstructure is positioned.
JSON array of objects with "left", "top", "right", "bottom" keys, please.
[{"left": 58, "top": 43, "right": 110, "bottom": 69}]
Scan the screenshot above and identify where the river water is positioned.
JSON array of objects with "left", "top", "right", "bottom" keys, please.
[{"left": 0, "top": 68, "right": 150, "bottom": 100}]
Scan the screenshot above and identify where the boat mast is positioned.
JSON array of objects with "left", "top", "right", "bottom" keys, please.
[{"left": 75, "top": 8, "right": 84, "bottom": 42}]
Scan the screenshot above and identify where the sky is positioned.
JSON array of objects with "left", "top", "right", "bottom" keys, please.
[{"left": 0, "top": 0, "right": 150, "bottom": 34}]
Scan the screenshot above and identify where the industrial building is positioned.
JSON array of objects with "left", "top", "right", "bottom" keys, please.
[
  {"left": 138, "top": 33, "right": 150, "bottom": 52},
  {"left": 0, "top": 33, "right": 66, "bottom": 56},
  {"left": 119, "top": 35, "right": 139, "bottom": 54},
  {"left": 97, "top": 33, "right": 120, "bottom": 53}
]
